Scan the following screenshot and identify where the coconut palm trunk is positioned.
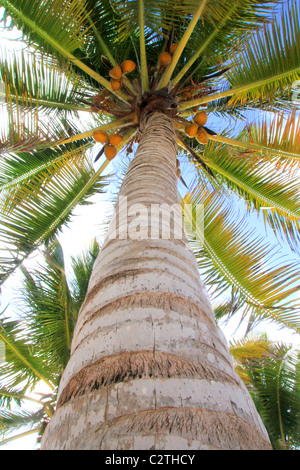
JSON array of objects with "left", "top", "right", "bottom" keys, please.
[{"left": 41, "top": 111, "right": 271, "bottom": 450}]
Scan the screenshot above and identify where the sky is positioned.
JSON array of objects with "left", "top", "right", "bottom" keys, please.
[{"left": 0, "top": 3, "right": 299, "bottom": 450}]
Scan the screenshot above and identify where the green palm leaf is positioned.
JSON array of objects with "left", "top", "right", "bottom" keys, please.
[
  {"left": 180, "top": 1, "right": 300, "bottom": 110},
  {"left": 19, "top": 238, "right": 100, "bottom": 369},
  {"left": 191, "top": 140, "right": 300, "bottom": 252},
  {"left": 2, "top": 0, "right": 91, "bottom": 55},
  {"left": 0, "top": 408, "right": 44, "bottom": 434},
  {"left": 0, "top": 144, "right": 92, "bottom": 190},
  {"left": 0, "top": 46, "right": 91, "bottom": 114},
  {"left": 171, "top": 0, "right": 279, "bottom": 87},
  {"left": 0, "top": 386, "right": 42, "bottom": 408},
  {"left": 0, "top": 149, "right": 108, "bottom": 284},
  {"left": 0, "top": 238, "right": 99, "bottom": 445},
  {"left": 229, "top": 335, "right": 275, "bottom": 364},
  {"left": 227, "top": 3, "right": 300, "bottom": 106},
  {"left": 20, "top": 244, "right": 76, "bottom": 369},
  {"left": 248, "top": 111, "right": 300, "bottom": 164},
  {"left": 1, "top": 0, "right": 130, "bottom": 102},
  {"left": 0, "top": 317, "right": 54, "bottom": 390},
  {"left": 183, "top": 184, "right": 300, "bottom": 332},
  {"left": 69, "top": 237, "right": 100, "bottom": 309},
  {"left": 231, "top": 339, "right": 300, "bottom": 449}
]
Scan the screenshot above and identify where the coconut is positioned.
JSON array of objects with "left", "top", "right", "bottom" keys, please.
[
  {"left": 176, "top": 158, "right": 180, "bottom": 168},
  {"left": 185, "top": 122, "right": 198, "bottom": 138},
  {"left": 109, "top": 134, "right": 123, "bottom": 146},
  {"left": 93, "top": 130, "right": 108, "bottom": 143},
  {"left": 121, "top": 60, "right": 136, "bottom": 74},
  {"left": 196, "top": 127, "right": 209, "bottom": 144},
  {"left": 104, "top": 144, "right": 117, "bottom": 160},
  {"left": 176, "top": 168, "right": 181, "bottom": 178},
  {"left": 193, "top": 111, "right": 207, "bottom": 126},
  {"left": 159, "top": 51, "right": 172, "bottom": 66},
  {"left": 110, "top": 78, "right": 122, "bottom": 91},
  {"left": 170, "top": 43, "right": 178, "bottom": 55},
  {"left": 109, "top": 65, "right": 123, "bottom": 80}
]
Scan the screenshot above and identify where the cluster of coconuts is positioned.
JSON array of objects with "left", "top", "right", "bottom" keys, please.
[
  {"left": 92, "top": 52, "right": 207, "bottom": 168},
  {"left": 93, "top": 130, "right": 123, "bottom": 160},
  {"left": 92, "top": 59, "right": 136, "bottom": 159},
  {"left": 109, "top": 60, "right": 136, "bottom": 90},
  {"left": 159, "top": 43, "right": 178, "bottom": 67},
  {"left": 185, "top": 111, "right": 209, "bottom": 144}
]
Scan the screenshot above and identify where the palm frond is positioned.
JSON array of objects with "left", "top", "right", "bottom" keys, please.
[
  {"left": 0, "top": 408, "right": 44, "bottom": 435},
  {"left": 229, "top": 335, "right": 276, "bottom": 363},
  {"left": 0, "top": 236, "right": 100, "bottom": 445},
  {"left": 170, "top": 0, "right": 282, "bottom": 89},
  {"left": 179, "top": 1, "right": 300, "bottom": 110},
  {"left": 0, "top": 144, "right": 93, "bottom": 191},
  {"left": 0, "top": 386, "right": 41, "bottom": 408},
  {"left": 0, "top": 46, "right": 91, "bottom": 114},
  {"left": 19, "top": 242, "right": 77, "bottom": 369},
  {"left": 195, "top": 140, "right": 300, "bottom": 252},
  {"left": 0, "top": 317, "right": 54, "bottom": 390},
  {"left": 84, "top": 0, "right": 117, "bottom": 66},
  {"left": 0, "top": 89, "right": 107, "bottom": 156},
  {"left": 2, "top": 0, "right": 130, "bottom": 102},
  {"left": 69, "top": 238, "right": 100, "bottom": 309},
  {"left": 0, "top": 149, "right": 108, "bottom": 284},
  {"left": 183, "top": 184, "right": 300, "bottom": 332},
  {"left": 232, "top": 340, "right": 300, "bottom": 449},
  {"left": 2, "top": 0, "right": 91, "bottom": 54},
  {"left": 248, "top": 111, "right": 300, "bottom": 164},
  {"left": 227, "top": 3, "right": 300, "bottom": 106},
  {"left": 158, "top": 0, "right": 209, "bottom": 89}
]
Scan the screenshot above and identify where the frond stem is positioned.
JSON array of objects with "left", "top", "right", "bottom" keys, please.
[
  {"left": 158, "top": 0, "right": 208, "bottom": 89},
  {"left": 179, "top": 65, "right": 300, "bottom": 111},
  {"left": 172, "top": 3, "right": 237, "bottom": 87},
  {"left": 139, "top": 0, "right": 149, "bottom": 92}
]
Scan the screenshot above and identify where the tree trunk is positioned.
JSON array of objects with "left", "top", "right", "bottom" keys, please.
[{"left": 41, "top": 112, "right": 271, "bottom": 450}]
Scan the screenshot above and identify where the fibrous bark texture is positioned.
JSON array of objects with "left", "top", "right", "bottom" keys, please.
[{"left": 41, "top": 113, "right": 271, "bottom": 450}]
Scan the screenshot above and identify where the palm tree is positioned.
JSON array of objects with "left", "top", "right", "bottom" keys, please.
[
  {"left": 0, "top": 238, "right": 99, "bottom": 447},
  {"left": 0, "top": 0, "right": 300, "bottom": 449}
]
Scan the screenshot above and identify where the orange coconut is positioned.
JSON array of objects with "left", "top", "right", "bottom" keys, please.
[
  {"left": 193, "top": 111, "right": 207, "bottom": 126},
  {"left": 109, "top": 65, "right": 123, "bottom": 80},
  {"left": 196, "top": 127, "right": 209, "bottom": 144},
  {"left": 110, "top": 78, "right": 122, "bottom": 90},
  {"left": 121, "top": 60, "right": 136, "bottom": 74},
  {"left": 159, "top": 51, "right": 172, "bottom": 66},
  {"left": 170, "top": 43, "right": 178, "bottom": 55},
  {"left": 104, "top": 144, "right": 117, "bottom": 160},
  {"left": 176, "top": 168, "right": 181, "bottom": 178},
  {"left": 93, "top": 130, "right": 108, "bottom": 143},
  {"left": 109, "top": 134, "right": 123, "bottom": 146},
  {"left": 176, "top": 158, "right": 180, "bottom": 168},
  {"left": 185, "top": 122, "right": 198, "bottom": 138}
]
